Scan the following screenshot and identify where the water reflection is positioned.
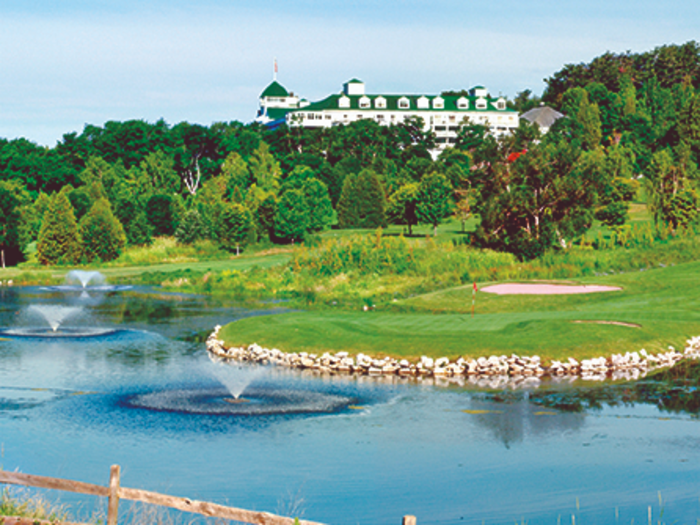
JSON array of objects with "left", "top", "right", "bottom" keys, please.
[{"left": 463, "top": 397, "right": 585, "bottom": 448}]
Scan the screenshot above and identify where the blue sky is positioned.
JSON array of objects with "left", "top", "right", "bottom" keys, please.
[{"left": 1, "top": 0, "right": 699, "bottom": 146}]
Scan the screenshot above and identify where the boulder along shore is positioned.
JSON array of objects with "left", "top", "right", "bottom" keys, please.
[{"left": 206, "top": 325, "right": 700, "bottom": 388}]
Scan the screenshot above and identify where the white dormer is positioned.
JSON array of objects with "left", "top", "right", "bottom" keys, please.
[
  {"left": 417, "top": 96, "right": 430, "bottom": 109},
  {"left": 470, "top": 86, "right": 489, "bottom": 97},
  {"left": 496, "top": 97, "right": 506, "bottom": 110},
  {"left": 375, "top": 96, "right": 387, "bottom": 109},
  {"left": 433, "top": 96, "right": 444, "bottom": 109},
  {"left": 359, "top": 96, "right": 371, "bottom": 109},
  {"left": 457, "top": 97, "right": 469, "bottom": 109},
  {"left": 343, "top": 79, "right": 365, "bottom": 96},
  {"left": 476, "top": 97, "right": 487, "bottom": 109},
  {"left": 338, "top": 95, "right": 351, "bottom": 109},
  {"left": 398, "top": 96, "right": 410, "bottom": 109}
]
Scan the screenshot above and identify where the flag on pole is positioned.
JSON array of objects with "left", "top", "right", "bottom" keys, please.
[{"left": 472, "top": 281, "right": 477, "bottom": 317}]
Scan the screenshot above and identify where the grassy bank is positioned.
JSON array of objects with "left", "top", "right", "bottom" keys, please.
[{"left": 219, "top": 259, "right": 700, "bottom": 362}]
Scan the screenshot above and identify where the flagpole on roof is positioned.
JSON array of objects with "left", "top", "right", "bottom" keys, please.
[{"left": 273, "top": 58, "right": 278, "bottom": 81}]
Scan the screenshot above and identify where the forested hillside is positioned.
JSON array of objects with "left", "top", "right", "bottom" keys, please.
[{"left": 1, "top": 41, "right": 699, "bottom": 267}]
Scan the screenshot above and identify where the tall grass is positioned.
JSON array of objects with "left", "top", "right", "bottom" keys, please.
[
  {"left": 166, "top": 226, "right": 700, "bottom": 307},
  {"left": 0, "top": 487, "right": 68, "bottom": 522}
]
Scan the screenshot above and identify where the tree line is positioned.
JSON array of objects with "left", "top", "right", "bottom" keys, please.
[{"left": 1, "top": 41, "right": 699, "bottom": 266}]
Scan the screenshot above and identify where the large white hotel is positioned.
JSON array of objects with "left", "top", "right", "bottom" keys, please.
[{"left": 255, "top": 77, "right": 520, "bottom": 150}]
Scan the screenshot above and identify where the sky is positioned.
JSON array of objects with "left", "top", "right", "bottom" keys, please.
[{"left": 1, "top": 0, "right": 699, "bottom": 147}]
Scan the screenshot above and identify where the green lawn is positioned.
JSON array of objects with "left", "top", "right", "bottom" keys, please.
[
  {"left": 219, "top": 260, "right": 700, "bottom": 362},
  {"left": 0, "top": 252, "right": 291, "bottom": 282}
]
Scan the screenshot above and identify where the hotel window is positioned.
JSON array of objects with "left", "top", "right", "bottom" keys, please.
[{"left": 398, "top": 97, "right": 410, "bottom": 109}]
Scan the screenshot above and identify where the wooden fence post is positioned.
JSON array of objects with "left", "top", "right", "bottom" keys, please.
[
  {"left": 107, "top": 465, "right": 121, "bottom": 525},
  {"left": 402, "top": 515, "right": 416, "bottom": 525}
]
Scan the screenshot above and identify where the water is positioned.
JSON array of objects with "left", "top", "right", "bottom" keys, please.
[{"left": 1, "top": 286, "right": 700, "bottom": 524}]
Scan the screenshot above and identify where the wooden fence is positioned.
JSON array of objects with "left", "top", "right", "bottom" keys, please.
[
  {"left": 0, "top": 465, "right": 324, "bottom": 525},
  {"left": 0, "top": 466, "right": 418, "bottom": 525}
]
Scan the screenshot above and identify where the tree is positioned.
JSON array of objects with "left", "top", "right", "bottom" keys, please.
[
  {"left": 248, "top": 142, "right": 281, "bottom": 192},
  {"left": 18, "top": 191, "right": 51, "bottom": 249},
  {"left": 387, "top": 183, "right": 420, "bottom": 235},
  {"left": 221, "top": 152, "right": 251, "bottom": 199},
  {"left": 645, "top": 147, "right": 700, "bottom": 229},
  {"left": 0, "top": 181, "right": 26, "bottom": 267},
  {"left": 302, "top": 178, "right": 334, "bottom": 232},
  {"left": 219, "top": 203, "right": 253, "bottom": 253},
  {"left": 136, "top": 151, "right": 180, "bottom": 195},
  {"left": 146, "top": 194, "right": 176, "bottom": 236},
  {"left": 37, "top": 190, "right": 82, "bottom": 265},
  {"left": 175, "top": 209, "right": 208, "bottom": 245},
  {"left": 79, "top": 198, "right": 127, "bottom": 262},
  {"left": 416, "top": 172, "right": 453, "bottom": 236},
  {"left": 274, "top": 189, "right": 309, "bottom": 243},
  {"left": 473, "top": 140, "right": 600, "bottom": 259},
  {"left": 336, "top": 169, "right": 387, "bottom": 229}
]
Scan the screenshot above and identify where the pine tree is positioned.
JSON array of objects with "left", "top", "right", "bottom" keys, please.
[
  {"left": 336, "top": 174, "right": 360, "bottom": 228},
  {"left": 336, "top": 169, "right": 387, "bottom": 229},
  {"left": 303, "top": 178, "right": 334, "bottom": 232},
  {"left": 356, "top": 169, "right": 387, "bottom": 229},
  {"left": 79, "top": 198, "right": 127, "bottom": 262},
  {"left": 37, "top": 190, "right": 83, "bottom": 265}
]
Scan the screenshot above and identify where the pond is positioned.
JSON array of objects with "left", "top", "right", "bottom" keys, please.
[{"left": 1, "top": 285, "right": 700, "bottom": 525}]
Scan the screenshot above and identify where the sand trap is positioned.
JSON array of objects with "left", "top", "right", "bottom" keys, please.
[
  {"left": 572, "top": 320, "right": 640, "bottom": 328},
  {"left": 480, "top": 283, "right": 621, "bottom": 295}
]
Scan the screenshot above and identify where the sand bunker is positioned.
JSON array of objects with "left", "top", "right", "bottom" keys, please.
[
  {"left": 572, "top": 320, "right": 640, "bottom": 328},
  {"left": 480, "top": 283, "right": 621, "bottom": 295}
]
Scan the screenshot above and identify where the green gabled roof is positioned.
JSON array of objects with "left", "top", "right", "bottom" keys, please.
[
  {"left": 346, "top": 78, "right": 363, "bottom": 84},
  {"left": 261, "top": 81, "right": 289, "bottom": 98},
  {"left": 288, "top": 93, "right": 517, "bottom": 114},
  {"left": 264, "top": 107, "right": 294, "bottom": 121}
]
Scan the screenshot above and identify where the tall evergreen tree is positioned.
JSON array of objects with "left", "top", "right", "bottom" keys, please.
[
  {"left": 37, "top": 190, "right": 82, "bottom": 265},
  {"left": 337, "top": 169, "right": 387, "bottom": 229},
  {"left": 302, "top": 178, "right": 334, "bottom": 232},
  {"left": 79, "top": 198, "right": 127, "bottom": 262}
]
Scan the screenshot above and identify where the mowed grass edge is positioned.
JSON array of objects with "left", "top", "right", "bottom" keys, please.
[{"left": 219, "top": 260, "right": 700, "bottom": 362}]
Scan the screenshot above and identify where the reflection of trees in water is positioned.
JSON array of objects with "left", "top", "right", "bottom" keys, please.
[
  {"left": 467, "top": 373, "right": 700, "bottom": 448},
  {"left": 465, "top": 394, "right": 586, "bottom": 448},
  {"left": 530, "top": 381, "right": 700, "bottom": 416}
]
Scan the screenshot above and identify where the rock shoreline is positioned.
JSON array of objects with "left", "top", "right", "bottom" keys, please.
[{"left": 206, "top": 326, "right": 700, "bottom": 386}]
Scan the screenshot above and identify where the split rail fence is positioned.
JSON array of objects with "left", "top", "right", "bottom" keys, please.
[{"left": 0, "top": 465, "right": 418, "bottom": 525}]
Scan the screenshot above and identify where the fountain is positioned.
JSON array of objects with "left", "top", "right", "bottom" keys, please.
[
  {"left": 67, "top": 270, "right": 105, "bottom": 288},
  {"left": 41, "top": 270, "right": 132, "bottom": 293},
  {"left": 28, "top": 305, "right": 82, "bottom": 332},
  {"left": 208, "top": 353, "right": 267, "bottom": 400},
  {"left": 0, "top": 304, "right": 120, "bottom": 339},
  {"left": 123, "top": 386, "right": 355, "bottom": 416}
]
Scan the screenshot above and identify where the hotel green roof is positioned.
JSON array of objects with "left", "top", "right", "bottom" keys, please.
[
  {"left": 260, "top": 81, "right": 290, "bottom": 98},
  {"left": 288, "top": 93, "right": 517, "bottom": 114}
]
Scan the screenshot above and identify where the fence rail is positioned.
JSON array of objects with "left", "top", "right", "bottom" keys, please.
[{"left": 0, "top": 465, "right": 325, "bottom": 525}]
